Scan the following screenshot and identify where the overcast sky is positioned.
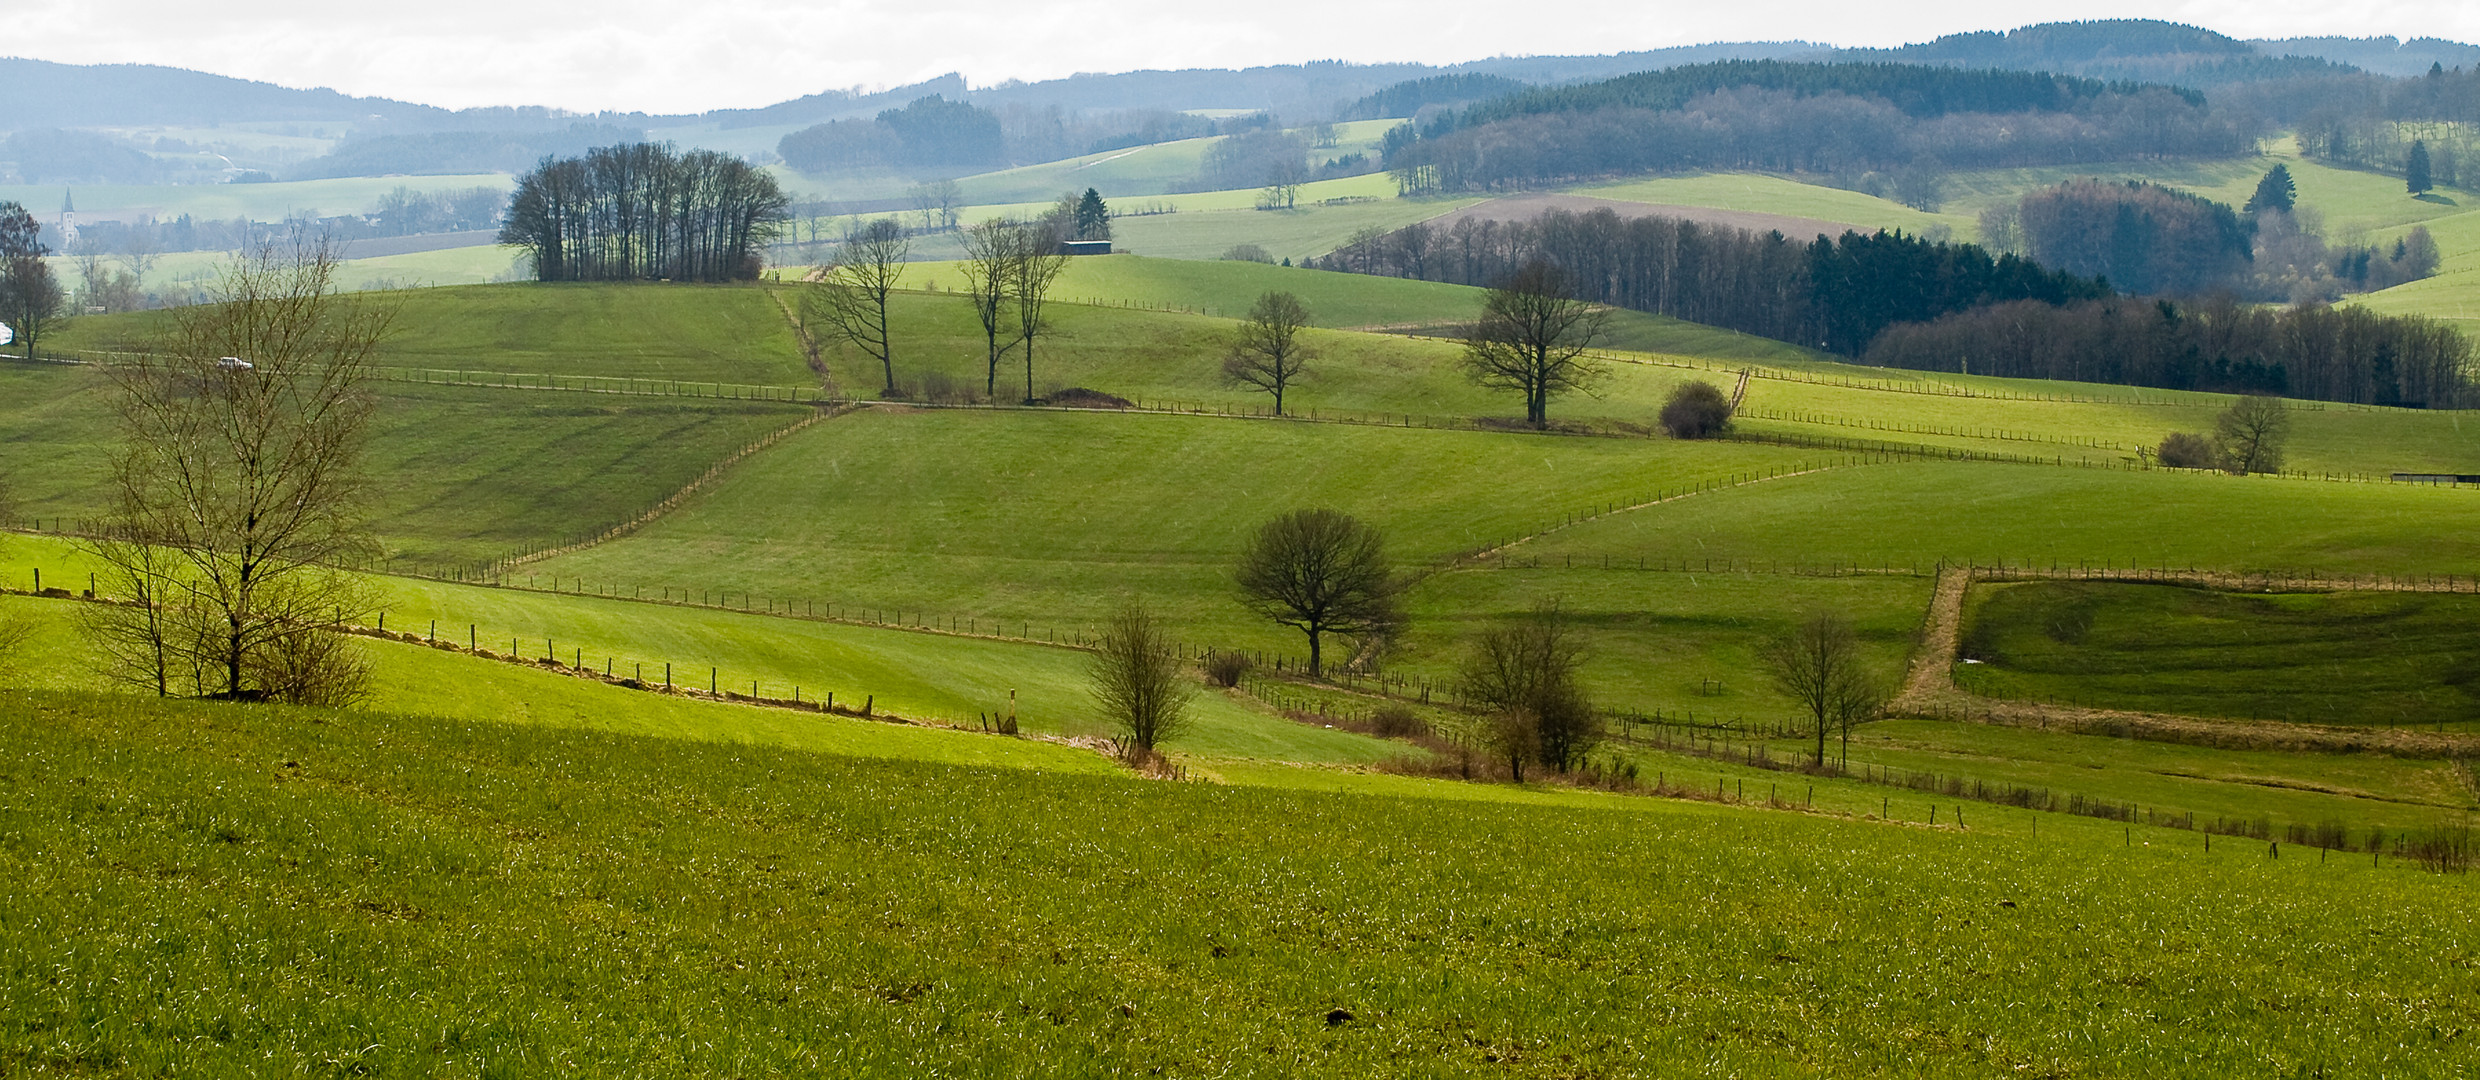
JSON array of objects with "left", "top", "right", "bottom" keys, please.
[{"left": 12, "top": 0, "right": 2480, "bottom": 115}]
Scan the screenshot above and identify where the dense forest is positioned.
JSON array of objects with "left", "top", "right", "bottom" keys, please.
[
  {"left": 1312, "top": 207, "right": 2108, "bottom": 355},
  {"left": 1868, "top": 299, "right": 2472, "bottom": 407},
  {"left": 498, "top": 143, "right": 789, "bottom": 282},
  {"left": 777, "top": 96, "right": 1237, "bottom": 175},
  {"left": 1316, "top": 206, "right": 2469, "bottom": 405},
  {"left": 1381, "top": 61, "right": 2254, "bottom": 193}
]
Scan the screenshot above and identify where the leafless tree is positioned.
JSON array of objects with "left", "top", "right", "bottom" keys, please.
[
  {"left": 122, "top": 225, "right": 161, "bottom": 292},
  {"left": 807, "top": 217, "right": 909, "bottom": 396},
  {"left": 1458, "top": 600, "right": 1596, "bottom": 778},
  {"left": 1759, "top": 612, "right": 1879, "bottom": 767},
  {"left": 910, "top": 179, "right": 964, "bottom": 234},
  {"left": 960, "top": 218, "right": 1025, "bottom": 397},
  {"left": 1257, "top": 159, "right": 1308, "bottom": 211},
  {"left": 1090, "top": 598, "right": 1196, "bottom": 754},
  {"left": 1235, "top": 508, "right": 1401, "bottom": 677},
  {"left": 2215, "top": 394, "right": 2290, "bottom": 475},
  {"left": 1462, "top": 260, "right": 1608, "bottom": 429},
  {"left": 1010, "top": 222, "right": 1070, "bottom": 403},
  {"left": 1221, "top": 290, "right": 1317, "bottom": 415},
  {"left": 80, "top": 236, "right": 388, "bottom": 706},
  {"left": 0, "top": 201, "right": 66, "bottom": 360}
]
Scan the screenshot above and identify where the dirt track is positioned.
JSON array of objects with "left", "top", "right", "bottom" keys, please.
[{"left": 1420, "top": 193, "right": 1864, "bottom": 240}]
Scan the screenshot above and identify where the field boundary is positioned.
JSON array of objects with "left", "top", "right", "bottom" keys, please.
[{"left": 1890, "top": 564, "right": 2480, "bottom": 757}]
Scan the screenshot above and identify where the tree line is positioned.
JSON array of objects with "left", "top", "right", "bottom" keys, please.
[
  {"left": 498, "top": 143, "right": 790, "bottom": 283},
  {"left": 1866, "top": 297, "right": 2473, "bottom": 407},
  {"left": 1313, "top": 207, "right": 2108, "bottom": 356},
  {"left": 1979, "top": 170, "right": 2440, "bottom": 303},
  {"left": 1382, "top": 62, "right": 2254, "bottom": 193}
]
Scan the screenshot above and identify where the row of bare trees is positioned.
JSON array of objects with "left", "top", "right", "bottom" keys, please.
[{"left": 804, "top": 216, "right": 1071, "bottom": 403}]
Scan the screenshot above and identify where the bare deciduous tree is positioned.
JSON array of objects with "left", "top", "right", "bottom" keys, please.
[
  {"left": 1011, "top": 222, "right": 1070, "bottom": 403},
  {"left": 1090, "top": 599, "right": 1196, "bottom": 754},
  {"left": 910, "top": 179, "right": 964, "bottom": 234},
  {"left": 1458, "top": 600, "right": 1596, "bottom": 779},
  {"left": 1759, "top": 612, "right": 1880, "bottom": 767},
  {"left": 1221, "top": 290, "right": 1317, "bottom": 415},
  {"left": 80, "top": 236, "right": 388, "bottom": 706},
  {"left": 960, "top": 218, "right": 1025, "bottom": 397},
  {"left": 807, "top": 217, "right": 909, "bottom": 397},
  {"left": 1235, "top": 508, "right": 1401, "bottom": 677},
  {"left": 2215, "top": 394, "right": 2290, "bottom": 475},
  {"left": 0, "top": 201, "right": 67, "bottom": 360},
  {"left": 1462, "top": 260, "right": 1608, "bottom": 430}
]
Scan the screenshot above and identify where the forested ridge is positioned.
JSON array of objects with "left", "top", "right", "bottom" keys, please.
[{"left": 1381, "top": 61, "right": 2254, "bottom": 194}]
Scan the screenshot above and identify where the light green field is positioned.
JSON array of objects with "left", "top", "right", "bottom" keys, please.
[
  {"left": 526, "top": 408, "right": 1819, "bottom": 649},
  {"left": 1569, "top": 172, "right": 1969, "bottom": 237},
  {"left": 7, "top": 685, "right": 2476, "bottom": 1075},
  {"left": 1523, "top": 459, "right": 2480, "bottom": 578},
  {"left": 0, "top": 364, "right": 807, "bottom": 568},
  {"left": 3, "top": 173, "right": 511, "bottom": 226}
]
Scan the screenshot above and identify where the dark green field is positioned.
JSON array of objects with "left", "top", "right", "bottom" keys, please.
[{"left": 1959, "top": 581, "right": 2480, "bottom": 727}]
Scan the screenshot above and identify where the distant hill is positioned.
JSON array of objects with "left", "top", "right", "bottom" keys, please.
[
  {"left": 2252, "top": 36, "right": 2480, "bottom": 77},
  {"left": 1827, "top": 20, "right": 2359, "bottom": 88},
  {"left": 0, "top": 56, "right": 447, "bottom": 127}
]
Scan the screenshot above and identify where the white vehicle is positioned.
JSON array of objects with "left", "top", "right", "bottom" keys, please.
[
  {"left": 0, "top": 322, "right": 13, "bottom": 347},
  {"left": 216, "top": 356, "right": 254, "bottom": 372}
]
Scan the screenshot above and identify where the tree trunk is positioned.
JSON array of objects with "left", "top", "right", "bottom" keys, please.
[{"left": 1305, "top": 627, "right": 1322, "bottom": 677}]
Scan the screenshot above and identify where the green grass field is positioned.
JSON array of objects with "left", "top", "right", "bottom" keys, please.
[
  {"left": 1524, "top": 459, "right": 2480, "bottom": 578},
  {"left": 5, "top": 687, "right": 2475, "bottom": 1076},
  {"left": 523, "top": 407, "right": 1818, "bottom": 646},
  {"left": 1958, "top": 580, "right": 2480, "bottom": 728}
]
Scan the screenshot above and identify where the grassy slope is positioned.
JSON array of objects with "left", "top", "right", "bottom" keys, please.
[
  {"left": 5, "top": 688, "right": 2474, "bottom": 1076},
  {"left": 1568, "top": 172, "right": 1969, "bottom": 237},
  {"left": 0, "top": 364, "right": 805, "bottom": 568},
  {"left": 526, "top": 407, "right": 1816, "bottom": 645},
  {"left": 1958, "top": 580, "right": 2480, "bottom": 728},
  {"left": 3, "top": 174, "right": 513, "bottom": 225},
  {"left": 1522, "top": 459, "right": 2480, "bottom": 577}
]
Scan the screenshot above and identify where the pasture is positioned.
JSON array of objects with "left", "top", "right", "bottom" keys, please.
[{"left": 3, "top": 686, "right": 2473, "bottom": 1076}]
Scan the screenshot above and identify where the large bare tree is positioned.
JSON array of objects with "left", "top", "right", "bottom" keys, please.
[
  {"left": 807, "top": 217, "right": 909, "bottom": 397},
  {"left": 1222, "top": 290, "right": 1317, "bottom": 415},
  {"left": 1759, "top": 612, "right": 1882, "bottom": 767},
  {"left": 1089, "top": 598, "right": 1196, "bottom": 755},
  {"left": 959, "top": 218, "right": 1024, "bottom": 397},
  {"left": 1461, "top": 260, "right": 1610, "bottom": 430},
  {"left": 2215, "top": 394, "right": 2290, "bottom": 475},
  {"left": 82, "top": 237, "right": 390, "bottom": 705},
  {"left": 0, "top": 201, "right": 66, "bottom": 360},
  {"left": 1235, "top": 508, "right": 1402, "bottom": 677},
  {"left": 1011, "top": 222, "right": 1070, "bottom": 403}
]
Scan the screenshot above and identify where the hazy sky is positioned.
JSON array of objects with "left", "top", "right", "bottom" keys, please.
[{"left": 12, "top": 0, "right": 2480, "bottom": 114}]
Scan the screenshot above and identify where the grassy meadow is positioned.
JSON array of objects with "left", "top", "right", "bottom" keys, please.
[
  {"left": 1959, "top": 580, "right": 2480, "bottom": 728},
  {"left": 6, "top": 687, "right": 2477, "bottom": 1076}
]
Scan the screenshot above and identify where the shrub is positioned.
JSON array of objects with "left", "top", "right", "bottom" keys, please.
[
  {"left": 2156, "top": 432, "right": 2218, "bottom": 469},
  {"left": 1203, "top": 650, "right": 1250, "bottom": 688},
  {"left": 1658, "top": 380, "right": 1733, "bottom": 439},
  {"left": 1369, "top": 704, "right": 1429, "bottom": 739},
  {"left": 1221, "top": 243, "right": 1274, "bottom": 263}
]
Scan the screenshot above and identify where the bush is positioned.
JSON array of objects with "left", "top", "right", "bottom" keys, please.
[
  {"left": 1203, "top": 650, "right": 1250, "bottom": 688},
  {"left": 1658, "top": 380, "right": 1733, "bottom": 439},
  {"left": 2156, "top": 431, "right": 2219, "bottom": 469},
  {"left": 1221, "top": 243, "right": 1274, "bottom": 263},
  {"left": 1369, "top": 704, "right": 1429, "bottom": 739}
]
